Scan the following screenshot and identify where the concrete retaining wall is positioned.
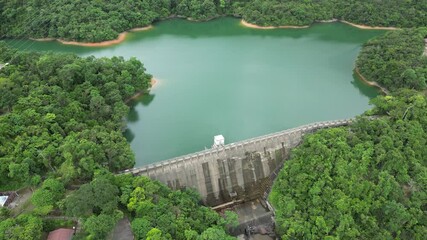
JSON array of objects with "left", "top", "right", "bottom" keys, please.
[{"left": 122, "top": 119, "right": 353, "bottom": 206}]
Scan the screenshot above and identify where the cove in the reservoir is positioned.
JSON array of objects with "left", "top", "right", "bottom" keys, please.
[{"left": 8, "top": 18, "right": 386, "bottom": 166}]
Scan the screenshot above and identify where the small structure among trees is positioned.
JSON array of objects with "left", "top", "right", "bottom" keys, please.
[
  {"left": 0, "top": 192, "right": 17, "bottom": 207},
  {"left": 212, "top": 135, "right": 225, "bottom": 148},
  {"left": 47, "top": 228, "right": 74, "bottom": 240}
]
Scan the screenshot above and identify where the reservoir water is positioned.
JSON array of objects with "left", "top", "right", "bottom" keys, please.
[{"left": 8, "top": 18, "right": 385, "bottom": 166}]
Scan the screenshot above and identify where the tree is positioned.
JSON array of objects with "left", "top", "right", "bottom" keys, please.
[
  {"left": 84, "top": 214, "right": 116, "bottom": 240},
  {"left": 146, "top": 228, "right": 166, "bottom": 240},
  {"left": 270, "top": 92, "right": 427, "bottom": 239},
  {"left": 31, "top": 178, "right": 65, "bottom": 215},
  {"left": 132, "top": 218, "right": 153, "bottom": 240},
  {"left": 0, "top": 43, "right": 147, "bottom": 186},
  {"left": 64, "top": 177, "right": 119, "bottom": 217},
  {"left": 122, "top": 175, "right": 235, "bottom": 240},
  {"left": 0, "top": 214, "right": 43, "bottom": 240},
  {"left": 199, "top": 227, "right": 235, "bottom": 240},
  {"left": 356, "top": 28, "right": 427, "bottom": 91}
]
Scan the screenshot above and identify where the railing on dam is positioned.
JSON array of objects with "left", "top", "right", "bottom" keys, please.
[
  {"left": 120, "top": 118, "right": 356, "bottom": 205},
  {"left": 122, "top": 118, "right": 353, "bottom": 176}
]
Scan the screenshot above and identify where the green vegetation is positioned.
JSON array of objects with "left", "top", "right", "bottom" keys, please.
[
  {"left": 269, "top": 11, "right": 427, "bottom": 238},
  {"left": 1, "top": 0, "right": 427, "bottom": 42},
  {"left": 0, "top": 214, "right": 43, "bottom": 240},
  {"left": 270, "top": 90, "right": 427, "bottom": 239},
  {"left": 356, "top": 28, "right": 427, "bottom": 91},
  {"left": 235, "top": 0, "right": 427, "bottom": 28},
  {"left": 60, "top": 173, "right": 236, "bottom": 239},
  {"left": 1, "top": 1, "right": 427, "bottom": 239},
  {"left": 0, "top": 0, "right": 225, "bottom": 42},
  {"left": 0, "top": 42, "right": 151, "bottom": 188},
  {"left": 31, "top": 179, "right": 65, "bottom": 215},
  {"left": 116, "top": 174, "right": 236, "bottom": 240},
  {"left": 0, "top": 44, "right": 236, "bottom": 239},
  {"left": 0, "top": 174, "right": 236, "bottom": 240}
]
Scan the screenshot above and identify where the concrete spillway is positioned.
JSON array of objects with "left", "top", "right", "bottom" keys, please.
[{"left": 122, "top": 119, "right": 354, "bottom": 206}]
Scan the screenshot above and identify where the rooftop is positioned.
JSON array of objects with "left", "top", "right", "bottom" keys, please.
[
  {"left": 47, "top": 228, "right": 74, "bottom": 240},
  {"left": 0, "top": 196, "right": 8, "bottom": 207},
  {"left": 0, "top": 192, "right": 17, "bottom": 207}
]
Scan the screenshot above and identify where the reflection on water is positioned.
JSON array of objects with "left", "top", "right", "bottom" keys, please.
[
  {"left": 123, "top": 128, "right": 135, "bottom": 143},
  {"left": 140, "top": 93, "right": 155, "bottom": 106},
  {"left": 127, "top": 93, "right": 155, "bottom": 123},
  {"left": 351, "top": 72, "right": 381, "bottom": 98}
]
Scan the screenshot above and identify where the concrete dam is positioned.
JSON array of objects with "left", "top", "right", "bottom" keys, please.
[{"left": 123, "top": 119, "right": 353, "bottom": 206}]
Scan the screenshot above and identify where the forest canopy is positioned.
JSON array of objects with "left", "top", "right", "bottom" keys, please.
[
  {"left": 270, "top": 90, "right": 427, "bottom": 239},
  {"left": 1, "top": 0, "right": 427, "bottom": 42},
  {"left": 0, "top": 44, "right": 236, "bottom": 239},
  {"left": 356, "top": 28, "right": 427, "bottom": 91},
  {"left": 1, "top": 1, "right": 427, "bottom": 238},
  {"left": 0, "top": 42, "right": 151, "bottom": 188}
]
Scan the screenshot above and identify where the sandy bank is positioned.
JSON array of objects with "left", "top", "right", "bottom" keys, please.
[
  {"left": 241, "top": 19, "right": 399, "bottom": 31},
  {"left": 240, "top": 20, "right": 309, "bottom": 29},
  {"left": 32, "top": 26, "right": 153, "bottom": 47},
  {"left": 30, "top": 37, "right": 56, "bottom": 42},
  {"left": 316, "top": 19, "right": 338, "bottom": 23},
  {"left": 150, "top": 78, "right": 158, "bottom": 89},
  {"left": 340, "top": 20, "right": 399, "bottom": 30},
  {"left": 355, "top": 68, "right": 389, "bottom": 95},
  {"left": 125, "top": 78, "right": 158, "bottom": 103}
]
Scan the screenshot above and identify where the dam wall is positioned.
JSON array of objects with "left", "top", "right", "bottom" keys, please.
[{"left": 122, "top": 119, "right": 353, "bottom": 206}]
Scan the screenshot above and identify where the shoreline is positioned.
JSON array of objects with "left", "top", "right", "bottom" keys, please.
[
  {"left": 241, "top": 19, "right": 399, "bottom": 31},
  {"left": 240, "top": 20, "right": 309, "bottom": 29},
  {"left": 32, "top": 25, "right": 153, "bottom": 47},
  {"left": 125, "top": 78, "right": 158, "bottom": 103},
  {"left": 28, "top": 18, "right": 400, "bottom": 46},
  {"left": 340, "top": 20, "right": 399, "bottom": 30},
  {"left": 150, "top": 78, "right": 158, "bottom": 89},
  {"left": 354, "top": 68, "right": 389, "bottom": 95}
]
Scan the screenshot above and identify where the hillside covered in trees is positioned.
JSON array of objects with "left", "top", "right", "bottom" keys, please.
[
  {"left": 0, "top": 45, "right": 236, "bottom": 239},
  {"left": 1, "top": 1, "right": 427, "bottom": 239},
  {"left": 270, "top": 22, "right": 427, "bottom": 238},
  {"left": 356, "top": 28, "right": 427, "bottom": 91},
  {"left": 270, "top": 91, "right": 427, "bottom": 239},
  {"left": 1, "top": 0, "right": 427, "bottom": 42},
  {"left": 236, "top": 0, "right": 427, "bottom": 28},
  {"left": 0, "top": 42, "right": 153, "bottom": 189},
  {"left": 0, "top": 173, "right": 236, "bottom": 239}
]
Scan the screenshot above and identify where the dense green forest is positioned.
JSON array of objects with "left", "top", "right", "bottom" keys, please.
[
  {"left": 1, "top": 1, "right": 427, "bottom": 239},
  {"left": 1, "top": 0, "right": 427, "bottom": 42},
  {"left": 236, "top": 0, "right": 427, "bottom": 28},
  {"left": 356, "top": 28, "right": 427, "bottom": 91},
  {"left": 270, "top": 91, "right": 427, "bottom": 239},
  {"left": 61, "top": 174, "right": 236, "bottom": 240},
  {"left": 268, "top": 12, "right": 427, "bottom": 238},
  {"left": 0, "top": 173, "right": 236, "bottom": 239},
  {"left": 0, "top": 44, "right": 236, "bottom": 239},
  {"left": 0, "top": 42, "right": 152, "bottom": 188}
]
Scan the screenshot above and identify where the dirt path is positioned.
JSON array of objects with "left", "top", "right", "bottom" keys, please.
[
  {"left": 10, "top": 188, "right": 33, "bottom": 216},
  {"left": 110, "top": 217, "right": 134, "bottom": 240}
]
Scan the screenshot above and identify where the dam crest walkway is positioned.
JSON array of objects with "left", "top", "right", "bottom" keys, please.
[{"left": 122, "top": 118, "right": 354, "bottom": 206}]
